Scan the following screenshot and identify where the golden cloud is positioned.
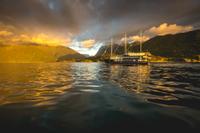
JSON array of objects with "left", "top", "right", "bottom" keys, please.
[
  {"left": 81, "top": 39, "right": 96, "bottom": 48},
  {"left": 121, "top": 35, "right": 150, "bottom": 43},
  {"left": 0, "top": 23, "right": 15, "bottom": 38},
  {"left": 129, "top": 35, "right": 150, "bottom": 42},
  {"left": 149, "top": 23, "right": 193, "bottom": 36},
  {"left": 29, "top": 33, "right": 72, "bottom": 46},
  {"left": 0, "top": 22, "right": 16, "bottom": 31},
  {"left": 0, "top": 22, "right": 71, "bottom": 46},
  {"left": 0, "top": 30, "right": 13, "bottom": 37},
  {"left": 10, "top": 33, "right": 70, "bottom": 46},
  {"left": 11, "top": 34, "right": 29, "bottom": 43}
]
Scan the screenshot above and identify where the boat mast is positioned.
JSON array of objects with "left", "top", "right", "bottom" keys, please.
[
  {"left": 124, "top": 32, "right": 127, "bottom": 55},
  {"left": 140, "top": 30, "right": 143, "bottom": 53},
  {"left": 110, "top": 38, "right": 113, "bottom": 58},
  {"left": 139, "top": 31, "right": 143, "bottom": 61}
]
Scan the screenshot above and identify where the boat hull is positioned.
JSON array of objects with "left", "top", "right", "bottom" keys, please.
[{"left": 104, "top": 60, "right": 149, "bottom": 65}]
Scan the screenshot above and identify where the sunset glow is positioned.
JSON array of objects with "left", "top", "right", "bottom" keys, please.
[{"left": 0, "top": 1, "right": 200, "bottom": 133}]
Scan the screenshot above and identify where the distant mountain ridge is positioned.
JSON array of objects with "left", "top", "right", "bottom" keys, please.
[
  {"left": 96, "top": 29, "right": 200, "bottom": 60},
  {"left": 141, "top": 29, "right": 200, "bottom": 58},
  {"left": 0, "top": 44, "right": 85, "bottom": 63}
]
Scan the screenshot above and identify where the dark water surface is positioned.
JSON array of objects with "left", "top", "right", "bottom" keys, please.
[{"left": 0, "top": 63, "right": 200, "bottom": 132}]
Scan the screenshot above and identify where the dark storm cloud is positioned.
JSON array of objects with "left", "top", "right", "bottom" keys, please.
[
  {"left": 0, "top": 0, "right": 200, "bottom": 40},
  {"left": 0, "top": 0, "right": 78, "bottom": 34}
]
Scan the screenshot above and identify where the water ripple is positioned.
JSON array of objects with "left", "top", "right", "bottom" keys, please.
[{"left": 0, "top": 63, "right": 200, "bottom": 132}]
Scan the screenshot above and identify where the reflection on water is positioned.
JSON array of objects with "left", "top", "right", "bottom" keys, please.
[
  {"left": 0, "top": 62, "right": 200, "bottom": 132},
  {"left": 109, "top": 65, "right": 150, "bottom": 94},
  {"left": 0, "top": 63, "right": 74, "bottom": 106},
  {"left": 108, "top": 63, "right": 200, "bottom": 109}
]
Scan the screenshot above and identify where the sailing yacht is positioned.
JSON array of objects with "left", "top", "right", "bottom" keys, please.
[{"left": 108, "top": 32, "right": 151, "bottom": 65}]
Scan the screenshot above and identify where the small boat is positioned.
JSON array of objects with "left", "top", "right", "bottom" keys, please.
[{"left": 106, "top": 32, "right": 151, "bottom": 65}]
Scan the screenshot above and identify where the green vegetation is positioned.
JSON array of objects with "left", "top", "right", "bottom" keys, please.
[{"left": 0, "top": 44, "right": 84, "bottom": 63}]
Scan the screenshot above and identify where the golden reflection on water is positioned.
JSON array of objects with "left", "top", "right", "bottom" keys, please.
[
  {"left": 132, "top": 65, "right": 150, "bottom": 94},
  {"left": 0, "top": 63, "right": 74, "bottom": 106},
  {"left": 0, "top": 63, "right": 199, "bottom": 108},
  {"left": 110, "top": 65, "right": 150, "bottom": 93},
  {"left": 109, "top": 64, "right": 181, "bottom": 103},
  {"left": 0, "top": 63, "right": 103, "bottom": 106}
]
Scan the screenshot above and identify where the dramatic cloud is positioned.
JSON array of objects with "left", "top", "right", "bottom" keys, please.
[
  {"left": 0, "top": 0, "right": 199, "bottom": 39},
  {"left": 30, "top": 33, "right": 71, "bottom": 46},
  {"left": 69, "top": 40, "right": 103, "bottom": 56},
  {"left": 0, "top": 27, "right": 70, "bottom": 46},
  {"left": 0, "top": 23, "right": 15, "bottom": 37},
  {"left": 0, "top": 30, "right": 13, "bottom": 37},
  {"left": 0, "top": 0, "right": 200, "bottom": 55},
  {"left": 11, "top": 34, "right": 30, "bottom": 43},
  {"left": 121, "top": 34, "right": 150, "bottom": 43},
  {"left": 0, "top": 22, "right": 16, "bottom": 31},
  {"left": 81, "top": 39, "right": 96, "bottom": 48},
  {"left": 129, "top": 35, "right": 150, "bottom": 42},
  {"left": 149, "top": 23, "right": 193, "bottom": 36}
]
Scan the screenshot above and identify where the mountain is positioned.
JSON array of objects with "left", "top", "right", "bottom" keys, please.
[
  {"left": 95, "top": 44, "right": 124, "bottom": 58},
  {"left": 96, "top": 30, "right": 200, "bottom": 60},
  {"left": 0, "top": 44, "right": 85, "bottom": 63},
  {"left": 140, "top": 29, "right": 200, "bottom": 58}
]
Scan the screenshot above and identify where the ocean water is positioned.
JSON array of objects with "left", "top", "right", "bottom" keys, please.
[{"left": 0, "top": 62, "right": 199, "bottom": 132}]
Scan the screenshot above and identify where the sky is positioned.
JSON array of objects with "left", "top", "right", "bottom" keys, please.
[{"left": 0, "top": 0, "right": 200, "bottom": 55}]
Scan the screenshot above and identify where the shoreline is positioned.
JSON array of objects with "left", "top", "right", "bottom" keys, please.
[{"left": 0, "top": 61, "right": 200, "bottom": 64}]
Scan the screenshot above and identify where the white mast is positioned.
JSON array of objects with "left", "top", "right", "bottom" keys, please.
[
  {"left": 110, "top": 38, "right": 113, "bottom": 58},
  {"left": 124, "top": 32, "right": 127, "bottom": 55},
  {"left": 139, "top": 31, "right": 143, "bottom": 61},
  {"left": 140, "top": 30, "right": 143, "bottom": 53}
]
